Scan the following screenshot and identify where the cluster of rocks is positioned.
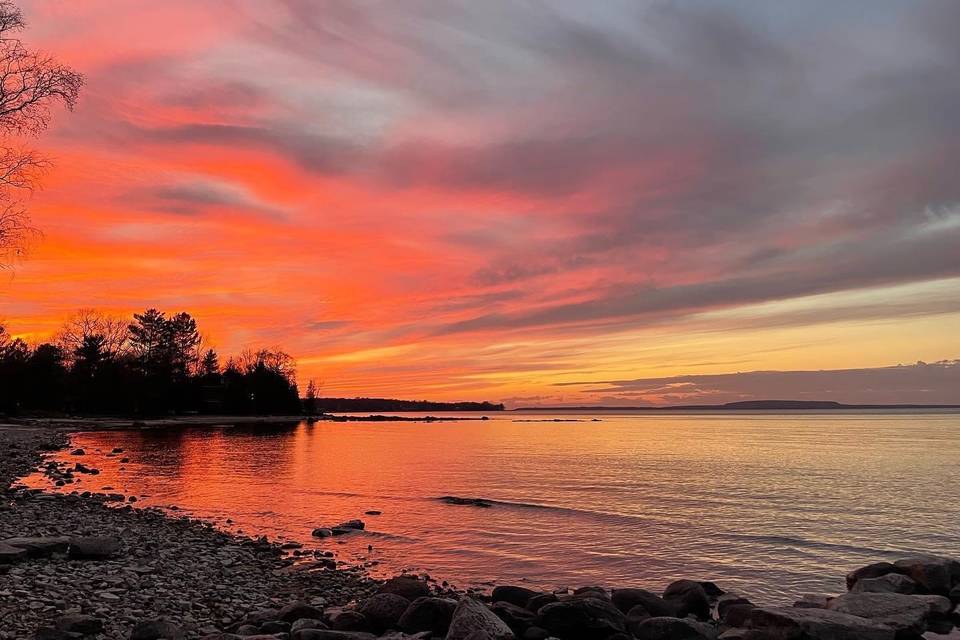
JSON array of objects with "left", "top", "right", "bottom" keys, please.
[{"left": 312, "top": 521, "right": 367, "bottom": 539}]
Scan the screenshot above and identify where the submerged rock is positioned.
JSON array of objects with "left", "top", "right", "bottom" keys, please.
[{"left": 438, "top": 496, "right": 493, "bottom": 508}]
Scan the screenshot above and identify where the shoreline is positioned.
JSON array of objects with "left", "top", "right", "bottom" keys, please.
[{"left": 2, "top": 426, "right": 958, "bottom": 640}]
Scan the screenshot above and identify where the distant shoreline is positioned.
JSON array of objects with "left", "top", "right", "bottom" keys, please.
[{"left": 514, "top": 400, "right": 960, "bottom": 411}]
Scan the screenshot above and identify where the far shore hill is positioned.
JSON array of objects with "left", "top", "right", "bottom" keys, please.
[{"left": 514, "top": 400, "right": 960, "bottom": 411}]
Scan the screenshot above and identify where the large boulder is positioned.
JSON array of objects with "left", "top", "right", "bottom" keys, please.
[
  {"left": 611, "top": 589, "right": 675, "bottom": 617},
  {"left": 492, "top": 586, "right": 539, "bottom": 608},
  {"left": 663, "top": 580, "right": 711, "bottom": 619},
  {"left": 716, "top": 594, "right": 753, "bottom": 619},
  {"left": 526, "top": 593, "right": 558, "bottom": 613},
  {"left": 749, "top": 606, "right": 895, "bottom": 640},
  {"left": 446, "top": 598, "right": 514, "bottom": 640},
  {"left": 537, "top": 597, "right": 627, "bottom": 639},
  {"left": 330, "top": 610, "right": 371, "bottom": 632},
  {"left": 491, "top": 601, "right": 538, "bottom": 635},
  {"left": 279, "top": 602, "right": 326, "bottom": 623},
  {"left": 357, "top": 593, "right": 410, "bottom": 632},
  {"left": 851, "top": 573, "right": 917, "bottom": 594},
  {"left": 846, "top": 562, "right": 902, "bottom": 590},
  {"left": 399, "top": 597, "right": 456, "bottom": 635},
  {"left": 379, "top": 576, "right": 432, "bottom": 600},
  {"left": 894, "top": 557, "right": 957, "bottom": 594},
  {"left": 826, "top": 592, "right": 944, "bottom": 635},
  {"left": 633, "top": 617, "right": 717, "bottom": 640},
  {"left": 130, "top": 619, "right": 187, "bottom": 640},
  {"left": 68, "top": 536, "right": 120, "bottom": 560}
]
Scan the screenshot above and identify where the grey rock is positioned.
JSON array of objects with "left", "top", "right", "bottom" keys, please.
[
  {"left": 446, "top": 597, "right": 515, "bottom": 640},
  {"left": 633, "top": 617, "right": 717, "bottom": 640},
  {"left": 828, "top": 592, "right": 949, "bottom": 635},
  {"left": 611, "top": 588, "right": 675, "bottom": 617},
  {"left": 749, "top": 606, "right": 895, "bottom": 640},
  {"left": 526, "top": 593, "right": 558, "bottom": 613},
  {"left": 357, "top": 593, "right": 410, "bottom": 631},
  {"left": 279, "top": 602, "right": 326, "bottom": 623},
  {"left": 537, "top": 597, "right": 626, "bottom": 639},
  {"left": 0, "top": 540, "right": 28, "bottom": 564},
  {"left": 491, "top": 601, "right": 538, "bottom": 634},
  {"left": 398, "top": 597, "right": 456, "bottom": 634},
  {"left": 292, "top": 619, "right": 329, "bottom": 633},
  {"left": 3, "top": 536, "right": 71, "bottom": 557},
  {"left": 663, "top": 580, "right": 711, "bottom": 619},
  {"left": 894, "top": 557, "right": 957, "bottom": 594},
  {"left": 379, "top": 576, "right": 431, "bottom": 600},
  {"left": 846, "top": 562, "right": 902, "bottom": 590},
  {"left": 851, "top": 573, "right": 918, "bottom": 594},
  {"left": 492, "top": 586, "right": 539, "bottom": 608}
]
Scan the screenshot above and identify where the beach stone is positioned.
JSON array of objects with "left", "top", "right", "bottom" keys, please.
[
  {"left": 522, "top": 627, "right": 549, "bottom": 640},
  {"left": 130, "top": 618, "right": 187, "bottom": 640},
  {"left": 398, "top": 597, "right": 456, "bottom": 634},
  {"left": 260, "top": 620, "right": 291, "bottom": 634},
  {"left": 292, "top": 619, "right": 329, "bottom": 633},
  {"left": 537, "top": 597, "right": 626, "bottom": 639},
  {"left": 379, "top": 576, "right": 431, "bottom": 600},
  {"left": 611, "top": 588, "right": 676, "bottom": 617},
  {"left": 625, "top": 604, "right": 651, "bottom": 636},
  {"left": 717, "top": 594, "right": 754, "bottom": 618},
  {"left": 280, "top": 602, "right": 326, "bottom": 623},
  {"left": 846, "top": 562, "right": 902, "bottom": 590},
  {"left": 749, "top": 606, "right": 895, "bottom": 640},
  {"left": 54, "top": 613, "right": 104, "bottom": 634},
  {"left": 357, "top": 593, "right": 410, "bottom": 631},
  {"left": 491, "top": 601, "right": 538, "bottom": 634},
  {"left": 526, "top": 593, "right": 558, "bottom": 613},
  {"left": 828, "top": 592, "right": 949, "bottom": 635},
  {"left": 722, "top": 604, "right": 756, "bottom": 628},
  {"left": 312, "top": 528, "right": 333, "bottom": 538},
  {"left": 3, "top": 536, "right": 71, "bottom": 557},
  {"left": 492, "top": 586, "right": 539, "bottom": 607},
  {"left": 572, "top": 586, "right": 610, "bottom": 600},
  {"left": 663, "top": 579, "right": 711, "bottom": 619},
  {"left": 633, "top": 617, "right": 717, "bottom": 640},
  {"left": 446, "top": 597, "right": 515, "bottom": 640},
  {"left": 330, "top": 610, "right": 371, "bottom": 632},
  {"left": 68, "top": 535, "right": 120, "bottom": 559},
  {"left": 242, "top": 609, "right": 281, "bottom": 626},
  {"left": 851, "top": 573, "right": 918, "bottom": 594},
  {"left": 949, "top": 584, "right": 960, "bottom": 604},
  {"left": 894, "top": 557, "right": 957, "bottom": 594}
]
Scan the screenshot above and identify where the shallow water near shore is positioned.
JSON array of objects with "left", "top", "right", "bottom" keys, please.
[{"left": 23, "top": 410, "right": 960, "bottom": 603}]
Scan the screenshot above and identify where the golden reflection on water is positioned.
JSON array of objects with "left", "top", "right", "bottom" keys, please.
[{"left": 24, "top": 411, "right": 960, "bottom": 603}]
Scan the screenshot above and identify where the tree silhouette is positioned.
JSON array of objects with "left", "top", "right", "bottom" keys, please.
[{"left": 0, "top": 1, "right": 82, "bottom": 267}]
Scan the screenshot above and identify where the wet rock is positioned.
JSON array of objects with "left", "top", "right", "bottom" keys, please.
[
  {"left": 537, "top": 597, "right": 627, "bottom": 639},
  {"left": 491, "top": 601, "right": 538, "bottom": 635},
  {"left": 663, "top": 579, "right": 711, "bottom": 619},
  {"left": 526, "top": 593, "right": 558, "bottom": 613},
  {"left": 330, "top": 610, "right": 371, "bottom": 632},
  {"left": 851, "top": 573, "right": 918, "bottom": 594},
  {"left": 398, "top": 597, "right": 456, "bottom": 635},
  {"left": 625, "top": 604, "right": 651, "bottom": 636},
  {"left": 130, "top": 618, "right": 187, "bottom": 640},
  {"left": 446, "top": 597, "right": 516, "bottom": 640},
  {"left": 722, "top": 604, "right": 755, "bottom": 628},
  {"left": 493, "top": 585, "right": 539, "bottom": 608},
  {"left": 312, "top": 528, "right": 333, "bottom": 538},
  {"left": 70, "top": 448, "right": 85, "bottom": 456},
  {"left": 828, "top": 592, "right": 950, "bottom": 636},
  {"left": 749, "top": 606, "right": 895, "bottom": 640},
  {"left": 894, "top": 557, "right": 957, "bottom": 595},
  {"left": 793, "top": 594, "right": 831, "bottom": 609},
  {"left": 260, "top": 620, "right": 291, "bottom": 634},
  {"left": 67, "top": 535, "right": 121, "bottom": 559},
  {"left": 611, "top": 588, "right": 676, "bottom": 617},
  {"left": 0, "top": 540, "right": 28, "bottom": 563},
  {"left": 716, "top": 593, "right": 753, "bottom": 619},
  {"left": 331, "top": 519, "right": 365, "bottom": 535},
  {"left": 379, "top": 576, "right": 431, "bottom": 600},
  {"left": 279, "top": 602, "right": 326, "bottom": 623},
  {"left": 633, "top": 617, "right": 717, "bottom": 640},
  {"left": 846, "top": 562, "right": 903, "bottom": 590},
  {"left": 439, "top": 496, "right": 493, "bottom": 508},
  {"left": 357, "top": 592, "right": 410, "bottom": 631}
]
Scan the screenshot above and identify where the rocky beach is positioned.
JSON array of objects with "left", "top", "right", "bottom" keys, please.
[{"left": 2, "top": 425, "right": 959, "bottom": 640}]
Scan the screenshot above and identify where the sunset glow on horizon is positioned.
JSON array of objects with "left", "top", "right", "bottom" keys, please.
[{"left": 3, "top": 0, "right": 959, "bottom": 405}]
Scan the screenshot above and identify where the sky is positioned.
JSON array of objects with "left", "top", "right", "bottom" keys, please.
[{"left": 2, "top": 0, "right": 959, "bottom": 406}]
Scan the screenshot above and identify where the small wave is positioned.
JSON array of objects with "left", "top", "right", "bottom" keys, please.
[{"left": 718, "top": 533, "right": 905, "bottom": 557}]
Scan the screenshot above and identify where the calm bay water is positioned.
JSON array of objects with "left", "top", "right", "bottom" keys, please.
[{"left": 25, "top": 411, "right": 960, "bottom": 603}]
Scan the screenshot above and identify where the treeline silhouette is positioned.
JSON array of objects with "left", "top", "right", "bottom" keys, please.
[{"left": 0, "top": 309, "right": 300, "bottom": 416}]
